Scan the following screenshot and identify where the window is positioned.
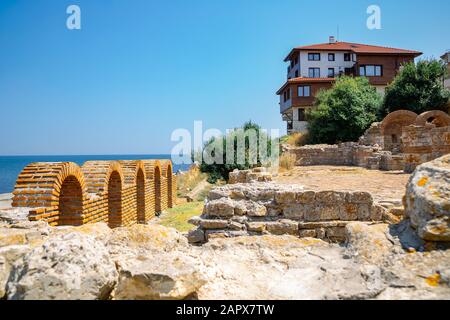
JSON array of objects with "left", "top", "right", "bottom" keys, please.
[
  {"left": 328, "top": 68, "right": 335, "bottom": 78},
  {"left": 308, "top": 68, "right": 320, "bottom": 78},
  {"left": 344, "top": 53, "right": 351, "bottom": 61},
  {"left": 295, "top": 70, "right": 299, "bottom": 77},
  {"left": 283, "top": 88, "right": 291, "bottom": 102},
  {"left": 308, "top": 53, "right": 321, "bottom": 61},
  {"left": 298, "top": 85, "right": 311, "bottom": 97},
  {"left": 359, "top": 65, "right": 383, "bottom": 77},
  {"left": 328, "top": 53, "right": 335, "bottom": 61},
  {"left": 298, "top": 108, "right": 306, "bottom": 121}
]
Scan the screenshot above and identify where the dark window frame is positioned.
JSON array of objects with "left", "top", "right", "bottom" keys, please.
[
  {"left": 359, "top": 65, "right": 383, "bottom": 77},
  {"left": 297, "top": 85, "right": 311, "bottom": 97},
  {"left": 328, "top": 68, "right": 335, "bottom": 78},
  {"left": 308, "top": 53, "right": 321, "bottom": 61},
  {"left": 344, "top": 53, "right": 351, "bottom": 61},
  {"left": 298, "top": 108, "right": 306, "bottom": 121},
  {"left": 328, "top": 53, "right": 335, "bottom": 61},
  {"left": 308, "top": 68, "right": 320, "bottom": 78},
  {"left": 283, "top": 88, "right": 291, "bottom": 102}
]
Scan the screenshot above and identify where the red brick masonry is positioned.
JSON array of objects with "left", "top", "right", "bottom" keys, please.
[{"left": 11, "top": 159, "right": 176, "bottom": 227}]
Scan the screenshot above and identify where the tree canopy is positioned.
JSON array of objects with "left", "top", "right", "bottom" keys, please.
[
  {"left": 307, "top": 76, "right": 382, "bottom": 144},
  {"left": 382, "top": 59, "right": 450, "bottom": 116}
]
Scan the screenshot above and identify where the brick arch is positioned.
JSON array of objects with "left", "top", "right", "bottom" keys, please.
[
  {"left": 81, "top": 161, "right": 125, "bottom": 195},
  {"left": 161, "top": 160, "right": 174, "bottom": 208},
  {"left": 81, "top": 161, "right": 124, "bottom": 228},
  {"left": 13, "top": 162, "right": 87, "bottom": 208},
  {"left": 119, "top": 160, "right": 147, "bottom": 223},
  {"left": 380, "top": 110, "right": 418, "bottom": 152},
  {"left": 142, "top": 160, "right": 163, "bottom": 213},
  {"left": 118, "top": 160, "right": 147, "bottom": 186},
  {"left": 415, "top": 110, "right": 450, "bottom": 127},
  {"left": 12, "top": 162, "right": 87, "bottom": 225}
]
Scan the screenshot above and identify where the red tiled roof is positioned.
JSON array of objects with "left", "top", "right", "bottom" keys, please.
[
  {"left": 276, "top": 77, "right": 335, "bottom": 95},
  {"left": 284, "top": 41, "right": 422, "bottom": 61}
]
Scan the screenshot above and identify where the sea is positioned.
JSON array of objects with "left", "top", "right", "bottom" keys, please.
[{"left": 0, "top": 155, "right": 191, "bottom": 194}]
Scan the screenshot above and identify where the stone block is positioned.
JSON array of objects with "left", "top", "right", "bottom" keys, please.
[
  {"left": 315, "top": 191, "right": 347, "bottom": 205},
  {"left": 338, "top": 203, "right": 358, "bottom": 220},
  {"left": 200, "top": 219, "right": 229, "bottom": 230},
  {"left": 275, "top": 191, "right": 297, "bottom": 205},
  {"left": 319, "top": 206, "right": 340, "bottom": 221},
  {"left": 348, "top": 192, "right": 373, "bottom": 204},
  {"left": 205, "top": 198, "right": 235, "bottom": 218},
  {"left": 282, "top": 204, "right": 305, "bottom": 220},
  {"left": 297, "top": 191, "right": 315, "bottom": 204},
  {"left": 357, "top": 204, "right": 371, "bottom": 221},
  {"left": 266, "top": 220, "right": 298, "bottom": 235},
  {"left": 246, "top": 222, "right": 266, "bottom": 233},
  {"left": 187, "top": 228, "right": 205, "bottom": 243},
  {"left": 298, "top": 229, "right": 316, "bottom": 238}
]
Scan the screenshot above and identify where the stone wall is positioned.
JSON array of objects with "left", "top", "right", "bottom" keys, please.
[
  {"left": 285, "top": 110, "right": 450, "bottom": 172},
  {"left": 188, "top": 183, "right": 385, "bottom": 243},
  {"left": 228, "top": 167, "right": 273, "bottom": 184},
  {"left": 11, "top": 159, "right": 176, "bottom": 227},
  {"left": 403, "top": 125, "right": 450, "bottom": 173}
]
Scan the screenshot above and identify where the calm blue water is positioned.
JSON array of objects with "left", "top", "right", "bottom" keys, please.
[{"left": 0, "top": 155, "right": 190, "bottom": 194}]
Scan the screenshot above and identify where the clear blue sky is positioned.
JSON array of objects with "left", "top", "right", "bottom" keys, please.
[{"left": 0, "top": 0, "right": 448, "bottom": 155}]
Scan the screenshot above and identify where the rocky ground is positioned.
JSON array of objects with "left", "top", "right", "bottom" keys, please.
[
  {"left": 0, "top": 217, "right": 449, "bottom": 300},
  {"left": 0, "top": 156, "right": 448, "bottom": 300}
]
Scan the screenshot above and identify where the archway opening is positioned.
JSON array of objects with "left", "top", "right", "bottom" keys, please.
[
  {"left": 136, "top": 168, "right": 145, "bottom": 223},
  {"left": 167, "top": 164, "right": 173, "bottom": 208},
  {"left": 154, "top": 166, "right": 161, "bottom": 214},
  {"left": 108, "top": 171, "right": 122, "bottom": 228},
  {"left": 58, "top": 176, "right": 83, "bottom": 226}
]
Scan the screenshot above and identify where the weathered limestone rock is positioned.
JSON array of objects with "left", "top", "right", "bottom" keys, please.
[
  {"left": 266, "top": 220, "right": 298, "bottom": 235},
  {"left": 345, "top": 222, "right": 396, "bottom": 265},
  {"left": 6, "top": 232, "right": 118, "bottom": 300},
  {"left": 404, "top": 155, "right": 450, "bottom": 241},
  {"left": 199, "top": 219, "right": 229, "bottom": 230},
  {"left": 0, "top": 227, "right": 46, "bottom": 247},
  {"left": 229, "top": 168, "right": 273, "bottom": 184},
  {"left": 245, "top": 201, "right": 267, "bottom": 217},
  {"left": 246, "top": 222, "right": 266, "bottom": 233},
  {"left": 0, "top": 245, "right": 31, "bottom": 299},
  {"left": 108, "top": 224, "right": 189, "bottom": 252},
  {"left": 205, "top": 198, "right": 235, "bottom": 218},
  {"left": 187, "top": 228, "right": 205, "bottom": 244},
  {"left": 114, "top": 256, "right": 206, "bottom": 300}
]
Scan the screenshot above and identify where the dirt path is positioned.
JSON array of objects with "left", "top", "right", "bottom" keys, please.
[
  {"left": 274, "top": 166, "right": 410, "bottom": 207},
  {"left": 186, "top": 179, "right": 209, "bottom": 201}
]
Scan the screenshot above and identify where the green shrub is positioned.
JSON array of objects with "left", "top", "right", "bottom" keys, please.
[
  {"left": 307, "top": 76, "right": 382, "bottom": 144},
  {"left": 382, "top": 59, "right": 450, "bottom": 116},
  {"left": 198, "top": 121, "right": 275, "bottom": 183}
]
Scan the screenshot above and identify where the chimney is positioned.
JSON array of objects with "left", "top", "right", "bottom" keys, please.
[{"left": 329, "top": 36, "right": 336, "bottom": 44}]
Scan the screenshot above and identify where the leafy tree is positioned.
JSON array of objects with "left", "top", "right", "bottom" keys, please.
[
  {"left": 382, "top": 59, "right": 450, "bottom": 115},
  {"left": 199, "top": 121, "right": 276, "bottom": 183},
  {"left": 307, "top": 76, "right": 382, "bottom": 144}
]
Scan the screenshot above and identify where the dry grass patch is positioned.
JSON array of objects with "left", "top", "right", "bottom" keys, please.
[
  {"left": 156, "top": 201, "right": 204, "bottom": 232},
  {"left": 279, "top": 153, "right": 297, "bottom": 171},
  {"left": 176, "top": 166, "right": 208, "bottom": 198},
  {"left": 282, "top": 132, "right": 309, "bottom": 147}
]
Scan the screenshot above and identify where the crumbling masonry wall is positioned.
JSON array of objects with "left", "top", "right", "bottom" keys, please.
[
  {"left": 11, "top": 159, "right": 176, "bottom": 227},
  {"left": 188, "top": 183, "right": 385, "bottom": 244},
  {"left": 286, "top": 110, "right": 450, "bottom": 172}
]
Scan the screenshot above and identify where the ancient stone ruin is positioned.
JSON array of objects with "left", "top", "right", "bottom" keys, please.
[
  {"left": 10, "top": 159, "right": 176, "bottom": 227},
  {"left": 285, "top": 110, "right": 450, "bottom": 173},
  {"left": 228, "top": 167, "right": 273, "bottom": 184},
  {"left": 188, "top": 183, "right": 386, "bottom": 244}
]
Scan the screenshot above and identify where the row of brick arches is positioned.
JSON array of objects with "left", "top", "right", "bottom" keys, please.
[{"left": 12, "top": 159, "right": 176, "bottom": 228}]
